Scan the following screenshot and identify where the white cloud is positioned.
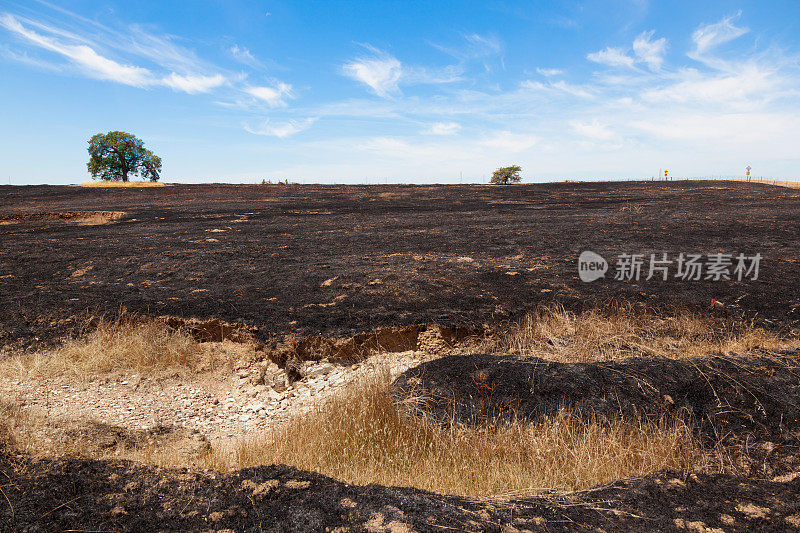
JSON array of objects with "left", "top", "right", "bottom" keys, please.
[
  {"left": 641, "top": 65, "right": 777, "bottom": 108},
  {"left": 588, "top": 31, "right": 667, "bottom": 71},
  {"left": 536, "top": 67, "right": 563, "bottom": 77},
  {"left": 245, "top": 83, "right": 293, "bottom": 106},
  {"left": 691, "top": 13, "right": 749, "bottom": 57},
  {"left": 342, "top": 50, "right": 403, "bottom": 98},
  {"left": 432, "top": 32, "right": 503, "bottom": 61},
  {"left": 162, "top": 72, "right": 226, "bottom": 94},
  {"left": 0, "top": 13, "right": 153, "bottom": 86},
  {"left": 464, "top": 33, "right": 502, "bottom": 56},
  {"left": 423, "top": 122, "right": 461, "bottom": 135},
  {"left": 341, "top": 46, "right": 461, "bottom": 97},
  {"left": 230, "top": 44, "right": 256, "bottom": 64},
  {"left": 480, "top": 131, "right": 538, "bottom": 152},
  {"left": 404, "top": 65, "right": 462, "bottom": 85},
  {"left": 587, "top": 47, "right": 635, "bottom": 68},
  {"left": 550, "top": 81, "right": 594, "bottom": 99},
  {"left": 633, "top": 31, "right": 667, "bottom": 70},
  {"left": 245, "top": 117, "right": 317, "bottom": 138},
  {"left": 521, "top": 79, "right": 594, "bottom": 99},
  {"left": 570, "top": 119, "right": 616, "bottom": 140},
  {"left": 629, "top": 112, "right": 800, "bottom": 145},
  {"left": 127, "top": 24, "right": 209, "bottom": 74},
  {"left": 0, "top": 13, "right": 232, "bottom": 94}
]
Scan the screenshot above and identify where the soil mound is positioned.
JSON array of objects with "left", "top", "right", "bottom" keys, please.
[{"left": 393, "top": 350, "right": 800, "bottom": 443}]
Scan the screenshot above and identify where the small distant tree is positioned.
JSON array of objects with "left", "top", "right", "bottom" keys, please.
[
  {"left": 490, "top": 165, "right": 522, "bottom": 184},
  {"left": 87, "top": 131, "right": 162, "bottom": 182}
]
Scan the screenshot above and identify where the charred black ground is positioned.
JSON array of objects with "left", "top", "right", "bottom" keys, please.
[
  {"left": 2, "top": 181, "right": 800, "bottom": 531},
  {"left": 1, "top": 181, "right": 799, "bottom": 349},
  {"left": 3, "top": 453, "right": 800, "bottom": 532}
]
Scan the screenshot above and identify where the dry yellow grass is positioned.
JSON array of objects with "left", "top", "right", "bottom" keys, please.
[
  {"left": 199, "top": 369, "right": 703, "bottom": 497},
  {"left": 730, "top": 178, "right": 800, "bottom": 189},
  {"left": 0, "top": 308, "right": 783, "bottom": 497},
  {"left": 74, "top": 181, "right": 168, "bottom": 187},
  {"left": 1, "top": 316, "right": 203, "bottom": 381},
  {"left": 487, "top": 305, "right": 796, "bottom": 363}
]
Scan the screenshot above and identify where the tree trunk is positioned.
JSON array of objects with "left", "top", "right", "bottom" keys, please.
[{"left": 122, "top": 170, "right": 128, "bottom": 182}]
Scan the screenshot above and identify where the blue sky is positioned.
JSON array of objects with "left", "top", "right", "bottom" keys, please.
[{"left": 1, "top": 0, "right": 799, "bottom": 184}]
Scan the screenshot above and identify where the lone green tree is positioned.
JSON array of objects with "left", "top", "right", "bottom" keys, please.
[
  {"left": 87, "top": 131, "right": 162, "bottom": 182},
  {"left": 490, "top": 165, "right": 522, "bottom": 184}
]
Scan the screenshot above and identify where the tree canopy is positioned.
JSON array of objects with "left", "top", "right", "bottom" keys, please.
[
  {"left": 490, "top": 165, "right": 522, "bottom": 184},
  {"left": 87, "top": 131, "right": 162, "bottom": 182}
]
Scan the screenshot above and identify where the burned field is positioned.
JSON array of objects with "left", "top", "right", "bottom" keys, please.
[
  {"left": 1, "top": 180, "right": 799, "bottom": 348},
  {"left": 2, "top": 181, "right": 800, "bottom": 532}
]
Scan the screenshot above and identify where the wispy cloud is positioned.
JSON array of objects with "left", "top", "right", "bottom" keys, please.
[
  {"left": 536, "top": 67, "right": 564, "bottom": 77},
  {"left": 691, "top": 12, "right": 749, "bottom": 57},
  {"left": 464, "top": 33, "right": 502, "bottom": 56},
  {"left": 521, "top": 79, "right": 594, "bottom": 99},
  {"left": 588, "top": 31, "right": 667, "bottom": 71},
  {"left": 162, "top": 72, "right": 226, "bottom": 94},
  {"left": 633, "top": 31, "right": 667, "bottom": 70},
  {"left": 480, "top": 131, "right": 539, "bottom": 152},
  {"left": 0, "top": 11, "right": 278, "bottom": 97},
  {"left": 0, "top": 13, "right": 154, "bottom": 86},
  {"left": 244, "top": 117, "right": 317, "bottom": 138},
  {"left": 431, "top": 32, "right": 503, "bottom": 60},
  {"left": 229, "top": 44, "right": 258, "bottom": 65},
  {"left": 126, "top": 24, "right": 210, "bottom": 75},
  {"left": 423, "top": 122, "right": 461, "bottom": 135},
  {"left": 641, "top": 65, "right": 778, "bottom": 109},
  {"left": 342, "top": 47, "right": 403, "bottom": 98},
  {"left": 587, "top": 46, "right": 635, "bottom": 68},
  {"left": 570, "top": 119, "right": 616, "bottom": 140},
  {"left": 342, "top": 45, "right": 460, "bottom": 98},
  {"left": 245, "top": 83, "right": 293, "bottom": 107}
]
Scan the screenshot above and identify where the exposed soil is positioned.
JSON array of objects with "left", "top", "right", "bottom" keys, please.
[
  {"left": 2, "top": 181, "right": 799, "bottom": 351},
  {"left": 0, "top": 346, "right": 435, "bottom": 444}
]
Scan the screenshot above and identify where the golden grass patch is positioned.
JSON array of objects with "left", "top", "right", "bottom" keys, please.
[
  {"left": 1, "top": 316, "right": 208, "bottom": 381},
  {"left": 201, "top": 370, "right": 704, "bottom": 497},
  {"left": 74, "top": 181, "right": 168, "bottom": 187},
  {"left": 486, "top": 305, "right": 796, "bottom": 363}
]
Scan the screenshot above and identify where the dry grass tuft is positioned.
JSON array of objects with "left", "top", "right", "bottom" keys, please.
[
  {"left": 202, "top": 369, "right": 703, "bottom": 497},
  {"left": 75, "top": 181, "right": 168, "bottom": 187},
  {"left": 1, "top": 316, "right": 203, "bottom": 381},
  {"left": 0, "top": 399, "right": 47, "bottom": 454},
  {"left": 487, "top": 305, "right": 796, "bottom": 363}
]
